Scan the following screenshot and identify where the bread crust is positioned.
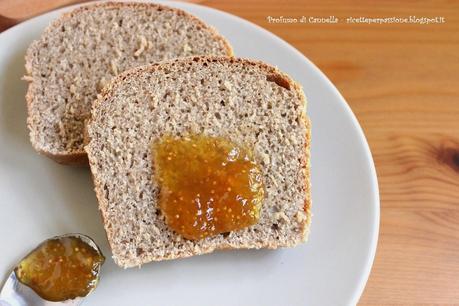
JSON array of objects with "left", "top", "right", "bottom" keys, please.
[
  {"left": 86, "top": 56, "right": 311, "bottom": 267},
  {"left": 24, "top": 1, "right": 233, "bottom": 166},
  {"left": 40, "top": 150, "right": 88, "bottom": 166}
]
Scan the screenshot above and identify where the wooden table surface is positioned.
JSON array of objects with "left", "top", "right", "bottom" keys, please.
[{"left": 1, "top": 0, "right": 458, "bottom": 304}]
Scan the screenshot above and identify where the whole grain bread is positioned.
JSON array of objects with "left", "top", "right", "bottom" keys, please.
[
  {"left": 85, "top": 56, "right": 311, "bottom": 268},
  {"left": 24, "top": 1, "right": 232, "bottom": 165}
]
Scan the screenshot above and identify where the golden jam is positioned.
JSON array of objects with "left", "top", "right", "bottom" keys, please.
[
  {"left": 153, "top": 135, "right": 265, "bottom": 240},
  {"left": 14, "top": 236, "right": 105, "bottom": 302}
]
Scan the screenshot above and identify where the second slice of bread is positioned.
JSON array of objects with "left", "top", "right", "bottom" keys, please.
[
  {"left": 24, "top": 2, "right": 232, "bottom": 165},
  {"left": 85, "top": 56, "right": 311, "bottom": 268}
]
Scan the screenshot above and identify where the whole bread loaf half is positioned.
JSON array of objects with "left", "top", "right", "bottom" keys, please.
[
  {"left": 24, "top": 1, "right": 232, "bottom": 165},
  {"left": 85, "top": 56, "right": 311, "bottom": 268}
]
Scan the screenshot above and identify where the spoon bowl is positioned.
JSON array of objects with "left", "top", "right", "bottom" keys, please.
[{"left": 0, "top": 234, "right": 104, "bottom": 306}]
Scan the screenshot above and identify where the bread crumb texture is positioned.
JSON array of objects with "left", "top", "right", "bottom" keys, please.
[
  {"left": 86, "top": 57, "right": 311, "bottom": 268},
  {"left": 25, "top": 2, "right": 232, "bottom": 159}
]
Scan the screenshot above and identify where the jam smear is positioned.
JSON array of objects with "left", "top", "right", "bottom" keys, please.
[
  {"left": 153, "top": 134, "right": 265, "bottom": 240},
  {"left": 14, "top": 236, "right": 105, "bottom": 302}
]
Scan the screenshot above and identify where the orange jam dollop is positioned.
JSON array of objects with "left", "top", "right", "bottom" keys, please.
[
  {"left": 153, "top": 135, "right": 265, "bottom": 240},
  {"left": 14, "top": 235, "right": 105, "bottom": 302}
]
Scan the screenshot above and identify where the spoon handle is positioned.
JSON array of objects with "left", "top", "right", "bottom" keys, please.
[{"left": 0, "top": 271, "right": 83, "bottom": 306}]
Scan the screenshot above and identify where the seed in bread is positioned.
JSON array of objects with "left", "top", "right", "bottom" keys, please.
[{"left": 85, "top": 56, "right": 311, "bottom": 268}]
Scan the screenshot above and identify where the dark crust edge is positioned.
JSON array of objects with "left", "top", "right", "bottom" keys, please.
[
  {"left": 85, "top": 56, "right": 312, "bottom": 268},
  {"left": 23, "top": 1, "right": 233, "bottom": 166}
]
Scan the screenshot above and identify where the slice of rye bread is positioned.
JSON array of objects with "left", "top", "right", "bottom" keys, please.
[
  {"left": 85, "top": 56, "right": 311, "bottom": 268},
  {"left": 24, "top": 1, "right": 232, "bottom": 165}
]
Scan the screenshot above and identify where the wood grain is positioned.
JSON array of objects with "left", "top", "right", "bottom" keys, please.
[
  {"left": 1, "top": 0, "right": 459, "bottom": 304},
  {"left": 0, "top": 0, "right": 84, "bottom": 18}
]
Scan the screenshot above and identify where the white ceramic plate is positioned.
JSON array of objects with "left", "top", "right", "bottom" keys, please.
[{"left": 0, "top": 1, "right": 379, "bottom": 305}]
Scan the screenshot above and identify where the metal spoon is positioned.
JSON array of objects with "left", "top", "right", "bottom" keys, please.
[{"left": 0, "top": 234, "right": 104, "bottom": 306}]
